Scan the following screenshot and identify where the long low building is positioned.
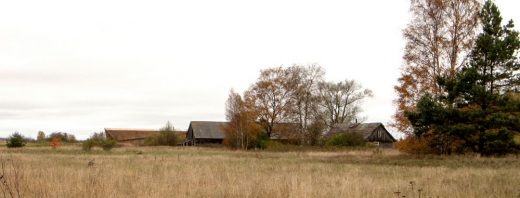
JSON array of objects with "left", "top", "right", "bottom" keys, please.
[{"left": 105, "top": 128, "right": 186, "bottom": 146}]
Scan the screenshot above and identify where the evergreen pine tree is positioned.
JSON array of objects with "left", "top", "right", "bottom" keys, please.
[
  {"left": 406, "top": 0, "right": 520, "bottom": 155},
  {"left": 6, "top": 132, "right": 26, "bottom": 148}
]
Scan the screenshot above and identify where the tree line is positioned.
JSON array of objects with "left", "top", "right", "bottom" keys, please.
[
  {"left": 5, "top": 131, "right": 77, "bottom": 148},
  {"left": 395, "top": 0, "right": 520, "bottom": 155},
  {"left": 223, "top": 64, "right": 373, "bottom": 149}
]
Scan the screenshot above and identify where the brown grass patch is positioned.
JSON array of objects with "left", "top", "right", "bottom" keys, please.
[{"left": 0, "top": 146, "right": 518, "bottom": 197}]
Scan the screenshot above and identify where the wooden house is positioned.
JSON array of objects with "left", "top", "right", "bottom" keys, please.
[{"left": 327, "top": 123, "right": 396, "bottom": 146}]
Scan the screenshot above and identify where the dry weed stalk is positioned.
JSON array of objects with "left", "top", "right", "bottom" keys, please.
[{"left": 0, "top": 156, "right": 24, "bottom": 198}]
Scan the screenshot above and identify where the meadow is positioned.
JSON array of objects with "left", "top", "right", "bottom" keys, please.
[{"left": 0, "top": 145, "right": 518, "bottom": 198}]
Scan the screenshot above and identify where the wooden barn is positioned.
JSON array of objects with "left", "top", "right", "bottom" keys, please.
[
  {"left": 105, "top": 128, "right": 187, "bottom": 146},
  {"left": 185, "top": 121, "right": 227, "bottom": 145},
  {"left": 327, "top": 123, "right": 396, "bottom": 146},
  {"left": 185, "top": 121, "right": 297, "bottom": 145}
]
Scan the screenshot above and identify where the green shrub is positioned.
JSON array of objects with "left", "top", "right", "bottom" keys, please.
[
  {"left": 82, "top": 139, "right": 97, "bottom": 151},
  {"left": 144, "top": 132, "right": 178, "bottom": 146},
  {"left": 158, "top": 131, "right": 178, "bottom": 146},
  {"left": 6, "top": 132, "right": 26, "bottom": 148},
  {"left": 326, "top": 132, "right": 366, "bottom": 147},
  {"left": 101, "top": 139, "right": 117, "bottom": 151},
  {"left": 144, "top": 121, "right": 178, "bottom": 146},
  {"left": 143, "top": 134, "right": 157, "bottom": 146},
  {"left": 251, "top": 132, "right": 269, "bottom": 149},
  {"left": 82, "top": 132, "right": 118, "bottom": 152}
]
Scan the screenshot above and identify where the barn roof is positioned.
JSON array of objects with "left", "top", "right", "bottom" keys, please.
[
  {"left": 328, "top": 123, "right": 396, "bottom": 141},
  {"left": 188, "top": 121, "right": 227, "bottom": 139},
  {"left": 105, "top": 128, "right": 159, "bottom": 141}
]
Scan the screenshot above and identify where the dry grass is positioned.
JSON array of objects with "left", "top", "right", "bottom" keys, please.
[{"left": 0, "top": 146, "right": 518, "bottom": 198}]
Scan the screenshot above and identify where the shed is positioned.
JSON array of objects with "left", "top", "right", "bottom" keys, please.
[
  {"left": 185, "top": 121, "right": 227, "bottom": 145},
  {"left": 327, "top": 123, "right": 396, "bottom": 146}
]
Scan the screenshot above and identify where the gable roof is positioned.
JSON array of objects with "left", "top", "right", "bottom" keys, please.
[
  {"left": 104, "top": 128, "right": 159, "bottom": 141},
  {"left": 328, "top": 122, "right": 396, "bottom": 142},
  {"left": 188, "top": 121, "right": 227, "bottom": 139}
]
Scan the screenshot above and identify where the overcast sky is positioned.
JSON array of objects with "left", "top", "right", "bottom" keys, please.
[{"left": 1, "top": 0, "right": 519, "bottom": 139}]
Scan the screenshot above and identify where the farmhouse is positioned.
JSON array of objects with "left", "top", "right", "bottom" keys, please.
[
  {"left": 327, "top": 123, "right": 396, "bottom": 146},
  {"left": 105, "top": 128, "right": 187, "bottom": 146}
]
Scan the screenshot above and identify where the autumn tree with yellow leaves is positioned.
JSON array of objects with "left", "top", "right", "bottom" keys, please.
[{"left": 393, "top": 0, "right": 481, "bottom": 134}]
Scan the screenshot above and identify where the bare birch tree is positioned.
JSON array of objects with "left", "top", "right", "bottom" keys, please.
[
  {"left": 317, "top": 80, "right": 373, "bottom": 130},
  {"left": 223, "top": 89, "right": 261, "bottom": 149},
  {"left": 286, "top": 64, "right": 325, "bottom": 144}
]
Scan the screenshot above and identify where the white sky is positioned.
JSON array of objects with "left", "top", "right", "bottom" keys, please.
[{"left": 1, "top": 0, "right": 519, "bottom": 139}]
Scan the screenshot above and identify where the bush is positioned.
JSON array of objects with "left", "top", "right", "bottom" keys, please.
[
  {"left": 144, "top": 135, "right": 159, "bottom": 146},
  {"left": 144, "top": 132, "right": 178, "bottom": 146},
  {"left": 101, "top": 139, "right": 117, "bottom": 151},
  {"left": 250, "top": 132, "right": 269, "bottom": 149},
  {"left": 82, "top": 132, "right": 118, "bottom": 152},
  {"left": 326, "top": 132, "right": 366, "bottom": 147},
  {"left": 82, "top": 139, "right": 97, "bottom": 151},
  {"left": 50, "top": 137, "right": 61, "bottom": 149},
  {"left": 6, "top": 132, "right": 26, "bottom": 148},
  {"left": 144, "top": 121, "right": 178, "bottom": 146},
  {"left": 47, "top": 132, "right": 77, "bottom": 143},
  {"left": 394, "top": 136, "right": 432, "bottom": 154},
  {"left": 158, "top": 131, "right": 178, "bottom": 146}
]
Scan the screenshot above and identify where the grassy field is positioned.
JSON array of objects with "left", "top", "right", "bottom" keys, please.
[{"left": 0, "top": 146, "right": 518, "bottom": 198}]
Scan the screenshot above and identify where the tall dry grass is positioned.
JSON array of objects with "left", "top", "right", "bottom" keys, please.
[{"left": 0, "top": 146, "right": 518, "bottom": 198}]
